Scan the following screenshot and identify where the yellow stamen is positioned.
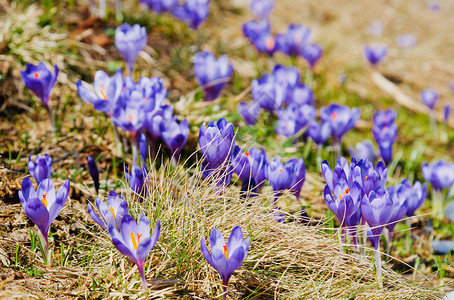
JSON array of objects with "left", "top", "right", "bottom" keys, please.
[
  {"left": 128, "top": 114, "right": 134, "bottom": 124},
  {"left": 41, "top": 193, "right": 47, "bottom": 208},
  {"left": 110, "top": 207, "right": 115, "bottom": 219},
  {"left": 130, "top": 232, "right": 143, "bottom": 251},
  {"left": 223, "top": 245, "right": 229, "bottom": 260}
]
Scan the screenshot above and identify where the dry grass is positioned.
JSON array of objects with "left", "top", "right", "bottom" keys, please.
[{"left": 0, "top": 157, "right": 441, "bottom": 299}]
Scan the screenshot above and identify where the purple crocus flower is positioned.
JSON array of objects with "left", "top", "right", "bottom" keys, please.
[
  {"left": 320, "top": 104, "right": 361, "bottom": 142},
  {"left": 353, "top": 159, "right": 388, "bottom": 197},
  {"left": 133, "top": 76, "right": 167, "bottom": 112},
  {"left": 406, "top": 181, "right": 428, "bottom": 217},
  {"left": 422, "top": 160, "right": 454, "bottom": 191},
  {"left": 251, "top": 74, "right": 286, "bottom": 111},
  {"left": 367, "top": 21, "right": 383, "bottom": 37},
  {"left": 249, "top": 0, "right": 274, "bottom": 19},
  {"left": 115, "top": 23, "right": 147, "bottom": 73},
  {"left": 232, "top": 146, "right": 262, "bottom": 182},
  {"left": 193, "top": 50, "right": 233, "bottom": 101},
  {"left": 19, "top": 177, "right": 70, "bottom": 265},
  {"left": 160, "top": 118, "right": 189, "bottom": 161},
  {"left": 20, "top": 62, "right": 58, "bottom": 108},
  {"left": 288, "top": 83, "right": 314, "bottom": 106},
  {"left": 253, "top": 34, "right": 277, "bottom": 56},
  {"left": 386, "top": 182, "right": 409, "bottom": 236},
  {"left": 112, "top": 104, "right": 146, "bottom": 133},
  {"left": 125, "top": 165, "right": 148, "bottom": 198},
  {"left": 287, "top": 158, "right": 305, "bottom": 200},
  {"left": 373, "top": 109, "right": 397, "bottom": 128},
  {"left": 108, "top": 215, "right": 160, "bottom": 291},
  {"left": 145, "top": 105, "right": 174, "bottom": 144},
  {"left": 349, "top": 140, "right": 377, "bottom": 163},
  {"left": 237, "top": 101, "right": 261, "bottom": 126},
  {"left": 396, "top": 34, "right": 417, "bottom": 49},
  {"left": 361, "top": 187, "right": 392, "bottom": 246},
  {"left": 28, "top": 154, "right": 52, "bottom": 185},
  {"left": 445, "top": 104, "right": 451, "bottom": 123},
  {"left": 172, "top": 0, "right": 210, "bottom": 29},
  {"left": 139, "top": 133, "right": 147, "bottom": 163},
  {"left": 301, "top": 43, "right": 323, "bottom": 69},
  {"left": 76, "top": 69, "right": 123, "bottom": 115},
  {"left": 276, "top": 103, "right": 315, "bottom": 137},
  {"left": 265, "top": 157, "right": 293, "bottom": 193},
  {"left": 242, "top": 19, "right": 271, "bottom": 42},
  {"left": 87, "top": 190, "right": 128, "bottom": 231},
  {"left": 307, "top": 121, "right": 332, "bottom": 145},
  {"left": 363, "top": 44, "right": 388, "bottom": 66},
  {"left": 273, "top": 65, "right": 300, "bottom": 90},
  {"left": 275, "top": 24, "right": 312, "bottom": 57},
  {"left": 372, "top": 123, "right": 398, "bottom": 166},
  {"left": 87, "top": 156, "right": 100, "bottom": 194},
  {"left": 251, "top": 148, "right": 268, "bottom": 192},
  {"left": 200, "top": 226, "right": 250, "bottom": 300},
  {"left": 199, "top": 118, "right": 235, "bottom": 170},
  {"left": 420, "top": 89, "right": 439, "bottom": 110},
  {"left": 140, "top": 0, "right": 177, "bottom": 12}
]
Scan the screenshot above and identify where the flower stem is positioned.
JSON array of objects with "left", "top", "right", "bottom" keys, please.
[
  {"left": 373, "top": 246, "right": 383, "bottom": 288},
  {"left": 138, "top": 264, "right": 146, "bottom": 292},
  {"left": 333, "top": 139, "right": 341, "bottom": 162},
  {"left": 361, "top": 218, "right": 367, "bottom": 256},
  {"left": 37, "top": 230, "right": 51, "bottom": 267},
  {"left": 406, "top": 218, "right": 412, "bottom": 253},
  {"left": 46, "top": 105, "right": 56, "bottom": 133},
  {"left": 222, "top": 284, "right": 227, "bottom": 300},
  {"left": 432, "top": 189, "right": 445, "bottom": 219}
]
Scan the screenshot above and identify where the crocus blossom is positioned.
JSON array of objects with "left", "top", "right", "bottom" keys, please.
[
  {"left": 87, "top": 156, "right": 100, "bottom": 194},
  {"left": 445, "top": 104, "right": 451, "bottom": 123},
  {"left": 249, "top": 0, "right": 274, "bottom": 19},
  {"left": 108, "top": 215, "right": 161, "bottom": 291},
  {"left": 125, "top": 164, "right": 148, "bottom": 198},
  {"left": 349, "top": 140, "right": 377, "bottom": 163},
  {"left": 237, "top": 101, "right": 261, "bottom": 125},
  {"left": 76, "top": 69, "right": 123, "bottom": 115},
  {"left": 301, "top": 43, "right": 323, "bottom": 69},
  {"left": 232, "top": 146, "right": 262, "bottom": 182},
  {"left": 287, "top": 158, "right": 305, "bottom": 200},
  {"left": 275, "top": 103, "right": 315, "bottom": 137},
  {"left": 200, "top": 226, "right": 250, "bottom": 299},
  {"left": 363, "top": 44, "right": 387, "bottom": 66},
  {"left": 372, "top": 123, "right": 397, "bottom": 166},
  {"left": 320, "top": 104, "right": 360, "bottom": 142},
  {"left": 386, "top": 182, "right": 409, "bottom": 237},
  {"left": 172, "top": 0, "right": 210, "bottom": 29},
  {"left": 275, "top": 24, "right": 312, "bottom": 57},
  {"left": 307, "top": 121, "right": 332, "bottom": 145},
  {"left": 139, "top": 133, "right": 147, "bottom": 163},
  {"left": 28, "top": 154, "right": 52, "bottom": 185},
  {"left": 199, "top": 118, "right": 235, "bottom": 170},
  {"left": 265, "top": 157, "right": 293, "bottom": 193},
  {"left": 422, "top": 160, "right": 454, "bottom": 191},
  {"left": 420, "top": 89, "right": 439, "bottom": 110},
  {"left": 140, "top": 0, "right": 177, "bottom": 12},
  {"left": 242, "top": 19, "right": 271, "bottom": 42},
  {"left": 160, "top": 118, "right": 189, "bottom": 161},
  {"left": 193, "top": 50, "right": 233, "bottom": 101},
  {"left": 251, "top": 74, "right": 286, "bottom": 111},
  {"left": 88, "top": 190, "right": 128, "bottom": 231},
  {"left": 115, "top": 23, "right": 147, "bottom": 73},
  {"left": 20, "top": 62, "right": 58, "bottom": 108},
  {"left": 19, "top": 177, "right": 70, "bottom": 266}
]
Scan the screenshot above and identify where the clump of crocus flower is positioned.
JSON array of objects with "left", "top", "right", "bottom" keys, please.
[
  {"left": 301, "top": 43, "right": 323, "bottom": 70},
  {"left": 199, "top": 118, "right": 235, "bottom": 187},
  {"left": 421, "top": 89, "right": 440, "bottom": 132},
  {"left": 363, "top": 44, "right": 388, "bottom": 66},
  {"left": 19, "top": 177, "right": 70, "bottom": 266},
  {"left": 28, "top": 154, "right": 52, "bottom": 184},
  {"left": 115, "top": 23, "right": 147, "bottom": 74},
  {"left": 275, "top": 24, "right": 312, "bottom": 57},
  {"left": 201, "top": 226, "right": 250, "bottom": 300},
  {"left": 20, "top": 62, "right": 59, "bottom": 131},
  {"left": 372, "top": 109, "right": 397, "bottom": 166},
  {"left": 108, "top": 215, "right": 161, "bottom": 291},
  {"left": 249, "top": 0, "right": 274, "bottom": 19},
  {"left": 237, "top": 101, "right": 261, "bottom": 126},
  {"left": 193, "top": 50, "right": 233, "bottom": 101},
  {"left": 88, "top": 190, "right": 129, "bottom": 231},
  {"left": 87, "top": 156, "right": 100, "bottom": 194},
  {"left": 232, "top": 146, "right": 266, "bottom": 196},
  {"left": 140, "top": 0, "right": 177, "bottom": 13},
  {"left": 422, "top": 160, "right": 454, "bottom": 219},
  {"left": 349, "top": 140, "right": 377, "bottom": 163},
  {"left": 160, "top": 118, "right": 189, "bottom": 164}
]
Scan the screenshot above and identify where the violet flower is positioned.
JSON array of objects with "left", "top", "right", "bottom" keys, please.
[
  {"left": 232, "top": 146, "right": 261, "bottom": 182},
  {"left": 139, "top": 132, "right": 147, "bottom": 163},
  {"left": 242, "top": 19, "right": 271, "bottom": 42},
  {"left": 275, "top": 103, "right": 315, "bottom": 137},
  {"left": 249, "top": 0, "right": 274, "bottom": 19},
  {"left": 320, "top": 104, "right": 361, "bottom": 143},
  {"left": 200, "top": 226, "right": 250, "bottom": 300},
  {"left": 172, "top": 0, "right": 210, "bottom": 29},
  {"left": 76, "top": 69, "right": 123, "bottom": 115},
  {"left": 108, "top": 215, "right": 160, "bottom": 291},
  {"left": 349, "top": 140, "right": 377, "bottom": 163},
  {"left": 251, "top": 74, "right": 286, "bottom": 111},
  {"left": 361, "top": 187, "right": 392, "bottom": 280},
  {"left": 20, "top": 62, "right": 58, "bottom": 108},
  {"left": 252, "top": 148, "right": 268, "bottom": 192},
  {"left": 307, "top": 121, "right": 332, "bottom": 145},
  {"left": 199, "top": 118, "right": 235, "bottom": 169},
  {"left": 275, "top": 24, "right": 312, "bottom": 57},
  {"left": 160, "top": 118, "right": 189, "bottom": 162},
  {"left": 20, "top": 62, "right": 58, "bottom": 130},
  {"left": 88, "top": 190, "right": 128, "bottom": 231},
  {"left": 420, "top": 89, "right": 439, "bottom": 110},
  {"left": 28, "top": 154, "right": 52, "bottom": 185},
  {"left": 140, "top": 0, "right": 177, "bottom": 12},
  {"left": 287, "top": 158, "right": 305, "bottom": 200},
  {"left": 125, "top": 164, "right": 148, "bottom": 198},
  {"left": 372, "top": 123, "right": 397, "bottom": 166},
  {"left": 253, "top": 34, "right": 277, "bottom": 56},
  {"left": 373, "top": 109, "right": 396, "bottom": 128},
  {"left": 145, "top": 105, "right": 174, "bottom": 147},
  {"left": 363, "top": 44, "right": 387, "bottom": 66},
  {"left": 19, "top": 177, "right": 70, "bottom": 266},
  {"left": 87, "top": 156, "right": 100, "bottom": 194},
  {"left": 386, "top": 183, "right": 409, "bottom": 243},
  {"left": 193, "top": 50, "right": 233, "bottom": 101},
  {"left": 422, "top": 160, "right": 454, "bottom": 191},
  {"left": 396, "top": 34, "right": 417, "bottom": 49},
  {"left": 301, "top": 43, "right": 323, "bottom": 69},
  {"left": 115, "top": 23, "right": 147, "bottom": 74},
  {"left": 265, "top": 157, "right": 293, "bottom": 194},
  {"left": 445, "top": 104, "right": 451, "bottom": 123},
  {"left": 288, "top": 83, "right": 314, "bottom": 106},
  {"left": 237, "top": 101, "right": 261, "bottom": 125}
]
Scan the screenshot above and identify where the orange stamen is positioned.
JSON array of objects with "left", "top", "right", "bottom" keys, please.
[
  {"left": 34, "top": 72, "right": 40, "bottom": 79},
  {"left": 128, "top": 114, "right": 134, "bottom": 124},
  {"left": 244, "top": 151, "right": 250, "bottom": 157},
  {"left": 278, "top": 169, "right": 282, "bottom": 172},
  {"left": 143, "top": 98, "right": 147, "bottom": 102},
  {"left": 100, "top": 89, "right": 107, "bottom": 100},
  {"left": 344, "top": 188, "right": 349, "bottom": 194},
  {"left": 266, "top": 38, "right": 275, "bottom": 51},
  {"left": 41, "top": 193, "right": 47, "bottom": 208},
  {"left": 130, "top": 232, "right": 140, "bottom": 250},
  {"left": 365, "top": 176, "right": 368, "bottom": 181},
  {"left": 331, "top": 112, "right": 338, "bottom": 121},
  {"left": 223, "top": 245, "right": 229, "bottom": 260},
  {"left": 110, "top": 207, "right": 115, "bottom": 219}
]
